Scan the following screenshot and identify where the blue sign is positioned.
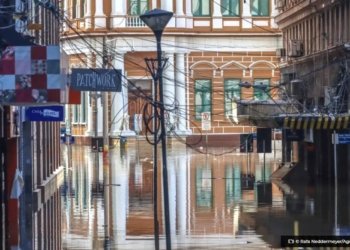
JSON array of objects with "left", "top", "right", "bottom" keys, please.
[
  {"left": 338, "top": 133, "right": 350, "bottom": 144},
  {"left": 25, "top": 106, "right": 64, "bottom": 121}
]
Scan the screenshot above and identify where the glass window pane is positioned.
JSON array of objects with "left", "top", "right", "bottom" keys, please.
[
  {"left": 251, "top": 0, "right": 269, "bottom": 16},
  {"left": 130, "top": 0, "right": 138, "bottom": 15},
  {"left": 254, "top": 79, "right": 270, "bottom": 101},
  {"left": 222, "top": 0, "right": 239, "bottom": 16},
  {"left": 140, "top": 0, "right": 148, "bottom": 14},
  {"left": 195, "top": 80, "right": 211, "bottom": 120},
  {"left": 202, "top": 0, "right": 210, "bottom": 16},
  {"left": 193, "top": 0, "right": 210, "bottom": 16},
  {"left": 224, "top": 79, "right": 240, "bottom": 115},
  {"left": 192, "top": 0, "right": 200, "bottom": 16}
]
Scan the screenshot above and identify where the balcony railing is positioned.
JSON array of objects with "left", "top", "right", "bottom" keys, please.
[{"left": 126, "top": 16, "right": 146, "bottom": 27}]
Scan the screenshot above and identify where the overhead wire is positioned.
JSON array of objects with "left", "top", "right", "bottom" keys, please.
[{"left": 38, "top": 0, "right": 347, "bottom": 154}]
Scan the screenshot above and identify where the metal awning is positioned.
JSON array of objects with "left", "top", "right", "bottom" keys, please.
[{"left": 277, "top": 115, "right": 350, "bottom": 130}]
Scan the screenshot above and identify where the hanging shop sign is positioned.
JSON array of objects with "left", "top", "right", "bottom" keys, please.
[
  {"left": 70, "top": 68, "right": 122, "bottom": 92},
  {"left": 0, "top": 45, "right": 65, "bottom": 105},
  {"left": 25, "top": 105, "right": 64, "bottom": 121}
]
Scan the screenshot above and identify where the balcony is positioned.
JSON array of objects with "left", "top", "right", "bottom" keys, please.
[
  {"left": 234, "top": 99, "right": 300, "bottom": 127},
  {"left": 126, "top": 16, "right": 146, "bottom": 27}
]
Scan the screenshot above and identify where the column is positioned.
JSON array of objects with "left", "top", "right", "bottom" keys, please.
[
  {"left": 270, "top": 0, "right": 279, "bottom": 29},
  {"left": 84, "top": 0, "right": 92, "bottom": 28},
  {"left": 85, "top": 54, "right": 94, "bottom": 136},
  {"left": 111, "top": 0, "right": 126, "bottom": 28},
  {"left": 161, "top": 0, "right": 175, "bottom": 27},
  {"left": 176, "top": 148, "right": 187, "bottom": 238},
  {"left": 185, "top": 0, "right": 193, "bottom": 28},
  {"left": 111, "top": 149, "right": 128, "bottom": 242},
  {"left": 94, "top": 0, "right": 106, "bottom": 29},
  {"left": 175, "top": 53, "right": 191, "bottom": 135},
  {"left": 95, "top": 54, "right": 103, "bottom": 136},
  {"left": 110, "top": 53, "right": 135, "bottom": 137},
  {"left": 152, "top": 0, "right": 157, "bottom": 9},
  {"left": 176, "top": 0, "right": 186, "bottom": 28},
  {"left": 163, "top": 52, "right": 176, "bottom": 133},
  {"left": 168, "top": 156, "right": 176, "bottom": 238},
  {"left": 242, "top": 0, "right": 252, "bottom": 29},
  {"left": 64, "top": 0, "right": 69, "bottom": 30},
  {"left": 212, "top": 0, "right": 223, "bottom": 29}
]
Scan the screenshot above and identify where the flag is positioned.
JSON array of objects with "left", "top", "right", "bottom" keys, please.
[{"left": 10, "top": 168, "right": 24, "bottom": 199}]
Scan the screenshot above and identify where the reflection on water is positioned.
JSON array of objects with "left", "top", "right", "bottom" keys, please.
[{"left": 61, "top": 142, "right": 350, "bottom": 249}]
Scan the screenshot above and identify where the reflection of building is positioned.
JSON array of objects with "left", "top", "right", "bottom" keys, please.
[{"left": 61, "top": 0, "right": 282, "bottom": 146}]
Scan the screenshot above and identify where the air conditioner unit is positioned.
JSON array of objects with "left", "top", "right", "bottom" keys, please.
[
  {"left": 275, "top": 0, "right": 285, "bottom": 10},
  {"left": 288, "top": 40, "right": 304, "bottom": 57},
  {"left": 276, "top": 48, "right": 286, "bottom": 57}
]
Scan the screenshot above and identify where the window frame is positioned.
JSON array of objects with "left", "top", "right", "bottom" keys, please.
[
  {"left": 224, "top": 79, "right": 241, "bottom": 116},
  {"left": 251, "top": 0, "right": 270, "bottom": 17},
  {"left": 221, "top": 0, "right": 240, "bottom": 17},
  {"left": 194, "top": 79, "right": 212, "bottom": 120},
  {"left": 253, "top": 79, "right": 270, "bottom": 101},
  {"left": 192, "top": 0, "right": 211, "bottom": 17}
]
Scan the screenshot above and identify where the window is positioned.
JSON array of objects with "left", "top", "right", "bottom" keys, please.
[
  {"left": 71, "top": 92, "right": 87, "bottom": 124},
  {"left": 129, "top": 0, "right": 148, "bottom": 15},
  {"left": 254, "top": 79, "right": 270, "bottom": 101},
  {"left": 72, "top": 0, "right": 77, "bottom": 18},
  {"left": 224, "top": 79, "right": 241, "bottom": 115},
  {"left": 80, "top": 0, "right": 85, "bottom": 17},
  {"left": 80, "top": 92, "right": 87, "bottom": 123},
  {"left": 195, "top": 80, "right": 211, "bottom": 120},
  {"left": 192, "top": 0, "right": 210, "bottom": 16},
  {"left": 72, "top": 105, "right": 79, "bottom": 123},
  {"left": 251, "top": 0, "right": 269, "bottom": 16},
  {"left": 221, "top": 0, "right": 240, "bottom": 16}
]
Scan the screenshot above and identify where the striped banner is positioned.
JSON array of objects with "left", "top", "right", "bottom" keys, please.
[{"left": 282, "top": 116, "right": 350, "bottom": 130}]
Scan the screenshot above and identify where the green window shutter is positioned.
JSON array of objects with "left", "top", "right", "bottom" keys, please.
[
  {"left": 221, "top": 0, "right": 240, "bottom": 16},
  {"left": 251, "top": 0, "right": 269, "bottom": 16},
  {"left": 254, "top": 79, "right": 270, "bottom": 101},
  {"left": 224, "top": 79, "right": 241, "bottom": 115},
  {"left": 195, "top": 80, "right": 212, "bottom": 120}
]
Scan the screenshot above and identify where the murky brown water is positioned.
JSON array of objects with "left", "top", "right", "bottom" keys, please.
[{"left": 61, "top": 141, "right": 350, "bottom": 249}]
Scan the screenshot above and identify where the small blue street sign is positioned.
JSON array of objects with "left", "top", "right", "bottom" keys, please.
[
  {"left": 25, "top": 106, "right": 64, "bottom": 122},
  {"left": 337, "top": 133, "right": 350, "bottom": 144}
]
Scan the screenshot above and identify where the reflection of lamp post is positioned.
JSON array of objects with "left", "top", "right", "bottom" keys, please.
[{"left": 140, "top": 9, "right": 173, "bottom": 250}]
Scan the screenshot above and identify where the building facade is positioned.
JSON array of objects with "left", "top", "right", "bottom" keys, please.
[
  {"left": 275, "top": 0, "right": 350, "bottom": 178},
  {"left": 1, "top": 0, "right": 63, "bottom": 249},
  {"left": 61, "top": 0, "right": 282, "bottom": 146}
]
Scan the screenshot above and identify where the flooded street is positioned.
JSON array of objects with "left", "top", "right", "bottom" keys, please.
[{"left": 60, "top": 141, "right": 350, "bottom": 249}]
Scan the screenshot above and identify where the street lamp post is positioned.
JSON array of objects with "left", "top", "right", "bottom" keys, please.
[{"left": 140, "top": 9, "right": 173, "bottom": 250}]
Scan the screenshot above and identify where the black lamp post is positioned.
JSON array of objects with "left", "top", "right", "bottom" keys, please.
[{"left": 140, "top": 9, "right": 173, "bottom": 250}]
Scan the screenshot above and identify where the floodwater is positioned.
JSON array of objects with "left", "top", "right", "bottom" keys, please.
[{"left": 60, "top": 141, "right": 350, "bottom": 249}]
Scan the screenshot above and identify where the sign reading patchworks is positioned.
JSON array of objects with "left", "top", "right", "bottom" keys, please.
[{"left": 71, "top": 68, "right": 122, "bottom": 92}]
